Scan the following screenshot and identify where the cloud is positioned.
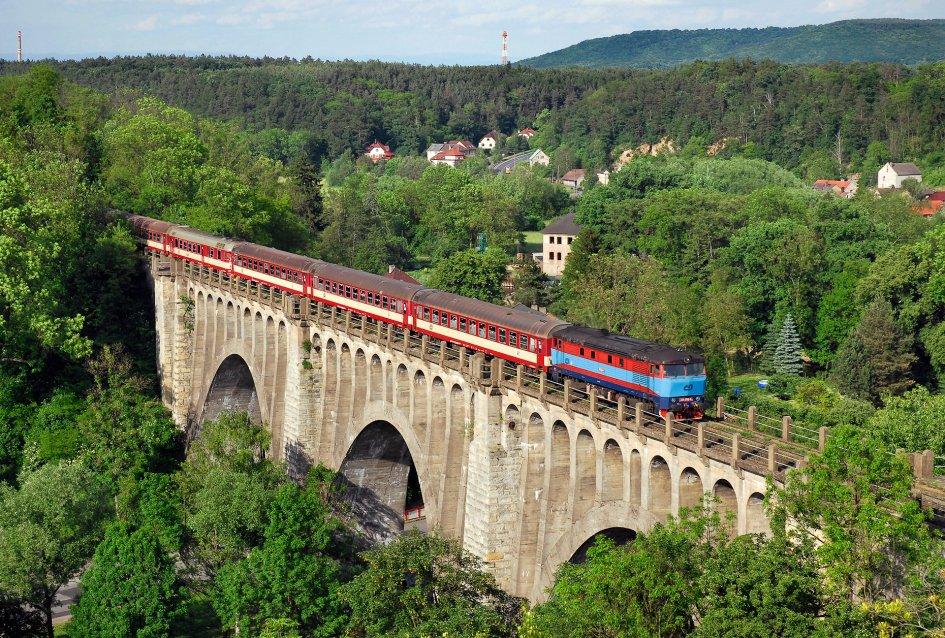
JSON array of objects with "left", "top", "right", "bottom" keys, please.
[
  {"left": 132, "top": 14, "right": 159, "bottom": 30},
  {"left": 815, "top": 0, "right": 867, "bottom": 11},
  {"left": 171, "top": 13, "right": 207, "bottom": 25}
]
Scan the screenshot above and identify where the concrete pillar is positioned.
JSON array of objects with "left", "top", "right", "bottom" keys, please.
[
  {"left": 663, "top": 411, "right": 673, "bottom": 446},
  {"left": 617, "top": 396, "right": 626, "bottom": 424},
  {"left": 747, "top": 406, "right": 757, "bottom": 431},
  {"left": 716, "top": 396, "right": 724, "bottom": 419},
  {"left": 731, "top": 433, "right": 741, "bottom": 468},
  {"left": 818, "top": 426, "right": 828, "bottom": 452},
  {"left": 563, "top": 378, "right": 572, "bottom": 413},
  {"left": 781, "top": 416, "right": 792, "bottom": 442},
  {"left": 697, "top": 421, "right": 705, "bottom": 456},
  {"left": 538, "top": 371, "right": 546, "bottom": 396},
  {"left": 767, "top": 443, "right": 777, "bottom": 475},
  {"left": 634, "top": 402, "right": 643, "bottom": 434},
  {"left": 589, "top": 388, "right": 597, "bottom": 420}
]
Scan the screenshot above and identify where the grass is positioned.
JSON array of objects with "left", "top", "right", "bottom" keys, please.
[{"left": 522, "top": 229, "right": 543, "bottom": 255}]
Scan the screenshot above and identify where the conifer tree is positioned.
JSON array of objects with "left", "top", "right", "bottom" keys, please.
[
  {"left": 773, "top": 314, "right": 803, "bottom": 375},
  {"left": 760, "top": 318, "right": 782, "bottom": 374}
]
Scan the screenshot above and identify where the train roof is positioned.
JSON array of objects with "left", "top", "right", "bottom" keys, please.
[
  {"left": 553, "top": 325, "right": 703, "bottom": 365},
  {"left": 234, "top": 242, "right": 321, "bottom": 272},
  {"left": 315, "top": 262, "right": 426, "bottom": 300},
  {"left": 413, "top": 289, "right": 568, "bottom": 337},
  {"left": 127, "top": 215, "right": 176, "bottom": 235},
  {"left": 171, "top": 226, "right": 240, "bottom": 251}
]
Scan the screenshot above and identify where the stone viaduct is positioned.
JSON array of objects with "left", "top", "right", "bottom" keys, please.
[{"left": 144, "top": 253, "right": 945, "bottom": 602}]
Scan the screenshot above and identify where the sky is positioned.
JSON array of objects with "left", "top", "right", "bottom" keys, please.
[{"left": 1, "top": 0, "right": 943, "bottom": 65}]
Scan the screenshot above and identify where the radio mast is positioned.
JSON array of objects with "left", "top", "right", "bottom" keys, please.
[
  {"left": 501, "top": 30, "right": 508, "bottom": 65},
  {"left": 16, "top": 30, "right": 22, "bottom": 62}
]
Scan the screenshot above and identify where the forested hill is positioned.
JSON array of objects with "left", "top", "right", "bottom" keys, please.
[{"left": 520, "top": 19, "right": 945, "bottom": 69}]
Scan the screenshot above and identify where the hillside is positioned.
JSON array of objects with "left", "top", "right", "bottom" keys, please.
[{"left": 520, "top": 19, "right": 945, "bottom": 69}]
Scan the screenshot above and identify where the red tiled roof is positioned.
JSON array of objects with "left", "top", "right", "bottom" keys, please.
[
  {"left": 432, "top": 149, "right": 465, "bottom": 160},
  {"left": 561, "top": 168, "right": 586, "bottom": 182},
  {"left": 813, "top": 179, "right": 851, "bottom": 189},
  {"left": 386, "top": 266, "right": 420, "bottom": 285},
  {"left": 929, "top": 191, "right": 945, "bottom": 202},
  {"left": 915, "top": 200, "right": 944, "bottom": 217},
  {"left": 519, "top": 127, "right": 536, "bottom": 136}
]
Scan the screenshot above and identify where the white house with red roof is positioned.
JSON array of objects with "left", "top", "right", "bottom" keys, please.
[
  {"left": 518, "top": 127, "right": 536, "bottom": 139},
  {"left": 365, "top": 141, "right": 394, "bottom": 163},
  {"left": 426, "top": 139, "right": 476, "bottom": 166},
  {"left": 478, "top": 130, "right": 500, "bottom": 150}
]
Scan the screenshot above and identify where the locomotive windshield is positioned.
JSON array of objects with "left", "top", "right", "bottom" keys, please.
[{"left": 663, "top": 363, "right": 705, "bottom": 377}]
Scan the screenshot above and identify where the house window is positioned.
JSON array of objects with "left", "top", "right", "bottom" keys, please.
[
  {"left": 568, "top": 237, "right": 573, "bottom": 244},
  {"left": 557, "top": 252, "right": 562, "bottom": 261},
  {"left": 557, "top": 236, "right": 562, "bottom": 244},
  {"left": 547, "top": 236, "right": 553, "bottom": 244},
  {"left": 548, "top": 252, "right": 554, "bottom": 260}
]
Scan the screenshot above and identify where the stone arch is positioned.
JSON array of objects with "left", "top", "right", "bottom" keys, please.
[
  {"left": 602, "top": 439, "right": 623, "bottom": 502},
  {"left": 395, "top": 364, "right": 410, "bottom": 413},
  {"left": 629, "top": 449, "right": 642, "bottom": 507},
  {"left": 649, "top": 456, "right": 671, "bottom": 520},
  {"left": 569, "top": 527, "right": 636, "bottom": 564},
  {"left": 505, "top": 404, "right": 520, "bottom": 427},
  {"left": 369, "top": 355, "right": 383, "bottom": 402},
  {"left": 517, "top": 412, "right": 546, "bottom": 591},
  {"left": 199, "top": 353, "right": 264, "bottom": 434},
  {"left": 338, "top": 419, "right": 428, "bottom": 542},
  {"left": 714, "top": 479, "right": 738, "bottom": 533},
  {"left": 574, "top": 430, "right": 596, "bottom": 521},
  {"left": 746, "top": 492, "right": 768, "bottom": 535},
  {"left": 413, "top": 370, "right": 428, "bottom": 441},
  {"left": 678, "top": 467, "right": 704, "bottom": 513},
  {"left": 536, "top": 502, "right": 642, "bottom": 600},
  {"left": 549, "top": 422, "right": 570, "bottom": 507},
  {"left": 353, "top": 349, "right": 368, "bottom": 418},
  {"left": 439, "top": 384, "right": 467, "bottom": 538}
]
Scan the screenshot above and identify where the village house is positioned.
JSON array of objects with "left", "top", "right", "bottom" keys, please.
[
  {"left": 813, "top": 175, "right": 858, "bottom": 199},
  {"left": 489, "top": 148, "right": 550, "bottom": 174},
  {"left": 878, "top": 162, "right": 923, "bottom": 189},
  {"left": 478, "top": 131, "right": 500, "bottom": 151},
  {"left": 560, "top": 168, "right": 586, "bottom": 191},
  {"left": 426, "top": 140, "right": 476, "bottom": 166},
  {"left": 518, "top": 127, "right": 536, "bottom": 139},
  {"left": 364, "top": 140, "right": 394, "bottom": 163},
  {"left": 915, "top": 190, "right": 945, "bottom": 217},
  {"left": 538, "top": 212, "right": 582, "bottom": 277}
]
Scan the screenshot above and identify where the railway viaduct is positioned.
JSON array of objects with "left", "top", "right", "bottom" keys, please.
[{"left": 145, "top": 253, "right": 945, "bottom": 602}]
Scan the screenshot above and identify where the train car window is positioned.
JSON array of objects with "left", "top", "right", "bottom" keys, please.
[
  {"left": 479, "top": 324, "right": 486, "bottom": 338},
  {"left": 620, "top": 358, "right": 625, "bottom": 367},
  {"left": 529, "top": 338, "right": 536, "bottom": 352},
  {"left": 498, "top": 329, "right": 506, "bottom": 343},
  {"left": 488, "top": 327, "right": 496, "bottom": 341},
  {"left": 650, "top": 365, "right": 659, "bottom": 375},
  {"left": 579, "top": 347, "right": 584, "bottom": 356},
  {"left": 607, "top": 355, "right": 612, "bottom": 364},
  {"left": 382, "top": 296, "right": 389, "bottom": 309},
  {"left": 450, "top": 315, "right": 457, "bottom": 329},
  {"left": 432, "top": 311, "right": 439, "bottom": 324},
  {"left": 590, "top": 351, "right": 596, "bottom": 359},
  {"left": 509, "top": 331, "right": 517, "bottom": 347},
  {"left": 423, "top": 308, "right": 430, "bottom": 321},
  {"left": 459, "top": 318, "right": 467, "bottom": 332},
  {"left": 440, "top": 313, "right": 448, "bottom": 326},
  {"left": 469, "top": 320, "right": 476, "bottom": 335},
  {"left": 520, "top": 334, "right": 528, "bottom": 349}
]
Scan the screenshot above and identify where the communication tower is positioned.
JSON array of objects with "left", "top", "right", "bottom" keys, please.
[
  {"left": 17, "top": 30, "right": 22, "bottom": 62},
  {"left": 501, "top": 30, "right": 508, "bottom": 65}
]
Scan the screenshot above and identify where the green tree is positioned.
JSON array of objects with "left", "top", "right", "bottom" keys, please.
[
  {"left": 773, "top": 314, "right": 803, "bottom": 375},
  {"left": 0, "top": 592, "right": 45, "bottom": 638},
  {"left": 177, "top": 411, "right": 285, "bottom": 576},
  {"left": 214, "top": 469, "right": 346, "bottom": 637},
  {"left": 832, "top": 299, "right": 915, "bottom": 403},
  {"left": 769, "top": 425, "right": 931, "bottom": 603},
  {"left": 510, "top": 257, "right": 549, "bottom": 308},
  {"left": 0, "top": 461, "right": 110, "bottom": 638},
  {"left": 427, "top": 248, "right": 509, "bottom": 304},
  {"left": 341, "top": 530, "right": 520, "bottom": 638},
  {"left": 866, "top": 387, "right": 945, "bottom": 456},
  {"left": 69, "top": 523, "right": 181, "bottom": 638}
]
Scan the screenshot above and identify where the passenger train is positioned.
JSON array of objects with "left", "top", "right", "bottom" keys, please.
[{"left": 131, "top": 215, "right": 707, "bottom": 418}]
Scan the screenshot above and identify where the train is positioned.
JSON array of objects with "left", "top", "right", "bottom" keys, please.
[{"left": 130, "top": 215, "right": 707, "bottom": 419}]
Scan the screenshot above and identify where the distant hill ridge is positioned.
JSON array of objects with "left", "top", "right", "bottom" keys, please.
[{"left": 520, "top": 19, "right": 945, "bottom": 69}]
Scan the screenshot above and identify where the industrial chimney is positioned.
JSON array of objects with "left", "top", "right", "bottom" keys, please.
[{"left": 501, "top": 30, "right": 508, "bottom": 65}]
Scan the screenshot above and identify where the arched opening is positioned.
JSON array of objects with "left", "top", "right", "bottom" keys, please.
[
  {"left": 439, "top": 384, "right": 467, "bottom": 538},
  {"left": 337, "top": 343, "right": 353, "bottom": 427},
  {"left": 569, "top": 527, "right": 636, "bottom": 564},
  {"left": 678, "top": 467, "right": 704, "bottom": 513},
  {"left": 201, "top": 354, "right": 262, "bottom": 429},
  {"left": 353, "top": 349, "right": 368, "bottom": 416},
  {"left": 649, "top": 456, "right": 671, "bottom": 520},
  {"left": 629, "top": 449, "right": 641, "bottom": 507},
  {"left": 549, "top": 422, "right": 570, "bottom": 507},
  {"left": 518, "top": 412, "right": 546, "bottom": 588},
  {"left": 369, "top": 355, "right": 383, "bottom": 402},
  {"left": 714, "top": 479, "right": 738, "bottom": 534},
  {"left": 395, "top": 365, "right": 410, "bottom": 413},
  {"left": 602, "top": 439, "right": 623, "bottom": 502},
  {"left": 574, "top": 430, "right": 596, "bottom": 520},
  {"left": 337, "top": 420, "right": 424, "bottom": 542},
  {"left": 746, "top": 492, "right": 768, "bottom": 535}
]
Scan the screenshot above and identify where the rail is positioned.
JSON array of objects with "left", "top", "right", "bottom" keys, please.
[{"left": 166, "top": 256, "right": 945, "bottom": 502}]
